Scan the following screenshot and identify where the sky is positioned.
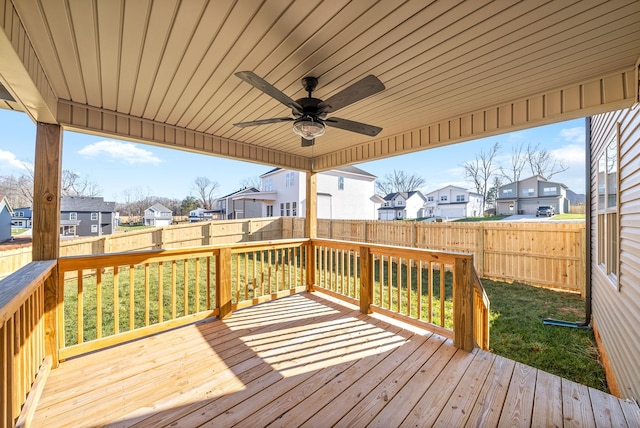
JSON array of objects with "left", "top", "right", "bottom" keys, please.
[{"left": 0, "top": 108, "right": 586, "bottom": 202}]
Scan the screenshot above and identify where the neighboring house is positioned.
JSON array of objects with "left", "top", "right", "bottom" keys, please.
[
  {"left": 0, "top": 195, "right": 12, "bottom": 242},
  {"left": 423, "top": 185, "right": 483, "bottom": 219},
  {"left": 495, "top": 175, "right": 570, "bottom": 215},
  {"left": 143, "top": 203, "right": 173, "bottom": 227},
  {"left": 212, "top": 187, "right": 262, "bottom": 220},
  {"left": 233, "top": 166, "right": 380, "bottom": 220},
  {"left": 60, "top": 196, "right": 117, "bottom": 237},
  {"left": 11, "top": 206, "right": 32, "bottom": 228},
  {"left": 188, "top": 208, "right": 216, "bottom": 222},
  {"left": 378, "top": 191, "right": 426, "bottom": 220},
  {"left": 588, "top": 107, "right": 640, "bottom": 399}
]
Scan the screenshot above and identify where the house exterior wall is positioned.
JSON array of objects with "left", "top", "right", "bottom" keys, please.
[
  {"left": 259, "top": 169, "right": 378, "bottom": 220},
  {"left": 61, "top": 211, "right": 115, "bottom": 236},
  {"left": 424, "top": 186, "right": 483, "bottom": 219},
  {"left": 496, "top": 176, "right": 569, "bottom": 215},
  {"left": 590, "top": 107, "right": 640, "bottom": 400},
  {"left": 0, "top": 200, "right": 11, "bottom": 242},
  {"left": 144, "top": 206, "right": 172, "bottom": 227},
  {"left": 11, "top": 207, "right": 32, "bottom": 228}
]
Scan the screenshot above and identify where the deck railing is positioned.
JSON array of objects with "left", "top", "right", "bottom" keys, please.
[
  {"left": 311, "top": 239, "right": 482, "bottom": 351},
  {"left": 0, "top": 260, "right": 56, "bottom": 428},
  {"left": 1, "top": 238, "right": 488, "bottom": 426}
]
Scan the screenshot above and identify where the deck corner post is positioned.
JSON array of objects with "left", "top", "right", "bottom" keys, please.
[
  {"left": 33, "top": 122, "right": 62, "bottom": 368},
  {"left": 216, "top": 247, "right": 232, "bottom": 318},
  {"left": 454, "top": 255, "right": 474, "bottom": 352},
  {"left": 359, "top": 246, "right": 373, "bottom": 314},
  {"left": 306, "top": 240, "right": 316, "bottom": 292}
]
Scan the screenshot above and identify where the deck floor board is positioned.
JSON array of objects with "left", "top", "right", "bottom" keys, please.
[{"left": 31, "top": 292, "right": 640, "bottom": 427}]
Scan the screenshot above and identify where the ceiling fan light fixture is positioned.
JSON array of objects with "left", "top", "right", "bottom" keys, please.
[{"left": 292, "top": 118, "right": 325, "bottom": 140}]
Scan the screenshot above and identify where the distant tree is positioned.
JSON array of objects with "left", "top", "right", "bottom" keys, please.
[
  {"left": 485, "top": 175, "right": 504, "bottom": 210},
  {"left": 0, "top": 174, "right": 33, "bottom": 207},
  {"left": 116, "top": 186, "right": 152, "bottom": 224},
  {"left": 500, "top": 144, "right": 527, "bottom": 183},
  {"left": 180, "top": 196, "right": 200, "bottom": 214},
  {"left": 192, "top": 177, "right": 220, "bottom": 210},
  {"left": 239, "top": 176, "right": 262, "bottom": 190},
  {"left": 463, "top": 142, "right": 501, "bottom": 214},
  {"left": 525, "top": 143, "right": 568, "bottom": 180},
  {"left": 375, "top": 169, "right": 426, "bottom": 196},
  {"left": 61, "top": 170, "right": 102, "bottom": 197}
]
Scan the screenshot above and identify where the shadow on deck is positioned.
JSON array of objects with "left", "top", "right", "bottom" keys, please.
[{"left": 32, "top": 292, "right": 639, "bottom": 427}]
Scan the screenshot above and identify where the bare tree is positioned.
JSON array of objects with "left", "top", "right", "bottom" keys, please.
[
  {"left": 375, "top": 169, "right": 426, "bottom": 196},
  {"left": 116, "top": 186, "right": 152, "bottom": 224},
  {"left": 192, "top": 177, "right": 220, "bottom": 209},
  {"left": 500, "top": 144, "right": 527, "bottom": 183},
  {"left": 61, "top": 170, "right": 102, "bottom": 197},
  {"left": 463, "top": 142, "right": 501, "bottom": 213},
  {"left": 239, "top": 176, "right": 262, "bottom": 190},
  {"left": 526, "top": 143, "right": 568, "bottom": 180},
  {"left": 0, "top": 174, "right": 33, "bottom": 207}
]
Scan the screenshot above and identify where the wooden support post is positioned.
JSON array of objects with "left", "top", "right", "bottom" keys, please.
[
  {"left": 360, "top": 246, "right": 373, "bottom": 314},
  {"left": 216, "top": 248, "right": 232, "bottom": 318},
  {"left": 32, "top": 122, "right": 62, "bottom": 368},
  {"left": 453, "top": 256, "right": 474, "bottom": 352},
  {"left": 305, "top": 171, "right": 317, "bottom": 239},
  {"left": 306, "top": 241, "right": 315, "bottom": 292}
]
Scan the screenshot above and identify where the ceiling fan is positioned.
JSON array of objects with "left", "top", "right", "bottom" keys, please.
[{"left": 233, "top": 71, "right": 385, "bottom": 147}]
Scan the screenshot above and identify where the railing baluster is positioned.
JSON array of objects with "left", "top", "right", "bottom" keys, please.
[
  {"left": 244, "top": 252, "right": 249, "bottom": 300},
  {"left": 195, "top": 258, "right": 200, "bottom": 312},
  {"left": 407, "top": 258, "right": 412, "bottom": 317},
  {"left": 440, "top": 263, "right": 445, "bottom": 327},
  {"left": 158, "top": 262, "right": 163, "bottom": 323},
  {"left": 129, "top": 265, "right": 134, "bottom": 330},
  {"left": 417, "top": 261, "right": 422, "bottom": 321},
  {"left": 144, "top": 263, "right": 150, "bottom": 326},
  {"left": 97, "top": 269, "right": 102, "bottom": 338},
  {"left": 428, "top": 261, "right": 433, "bottom": 324},
  {"left": 206, "top": 257, "right": 211, "bottom": 310},
  {"left": 77, "top": 270, "right": 83, "bottom": 344},
  {"left": 387, "top": 256, "right": 392, "bottom": 310},
  {"left": 183, "top": 259, "right": 189, "bottom": 316},
  {"left": 114, "top": 266, "right": 120, "bottom": 334},
  {"left": 171, "top": 260, "right": 177, "bottom": 318}
]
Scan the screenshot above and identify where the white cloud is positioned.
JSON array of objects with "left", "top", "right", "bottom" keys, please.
[
  {"left": 559, "top": 127, "right": 585, "bottom": 144},
  {"left": 0, "top": 149, "right": 30, "bottom": 170},
  {"left": 551, "top": 144, "right": 585, "bottom": 167},
  {"left": 78, "top": 141, "right": 162, "bottom": 165}
]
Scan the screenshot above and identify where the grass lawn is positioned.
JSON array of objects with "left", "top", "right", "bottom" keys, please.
[
  {"left": 551, "top": 213, "right": 586, "bottom": 220},
  {"left": 453, "top": 215, "right": 510, "bottom": 222},
  {"left": 11, "top": 228, "right": 28, "bottom": 235},
  {"left": 116, "top": 224, "right": 155, "bottom": 232},
  {"left": 483, "top": 279, "right": 607, "bottom": 392}
]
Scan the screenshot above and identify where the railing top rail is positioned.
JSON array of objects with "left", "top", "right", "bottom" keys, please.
[
  {"left": 0, "top": 260, "right": 56, "bottom": 324},
  {"left": 58, "top": 239, "right": 311, "bottom": 271},
  {"left": 311, "top": 238, "right": 473, "bottom": 263}
]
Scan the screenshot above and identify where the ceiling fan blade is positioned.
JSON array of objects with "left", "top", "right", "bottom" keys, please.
[
  {"left": 301, "top": 137, "right": 315, "bottom": 147},
  {"left": 318, "top": 75, "right": 385, "bottom": 113},
  {"left": 235, "top": 71, "right": 302, "bottom": 113},
  {"left": 325, "top": 117, "right": 382, "bottom": 137},
  {"left": 233, "top": 117, "right": 293, "bottom": 127}
]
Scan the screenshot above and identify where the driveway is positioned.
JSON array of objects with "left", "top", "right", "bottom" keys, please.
[{"left": 501, "top": 214, "right": 553, "bottom": 222}]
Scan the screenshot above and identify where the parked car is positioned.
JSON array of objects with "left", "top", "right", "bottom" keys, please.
[{"left": 536, "top": 205, "right": 555, "bottom": 217}]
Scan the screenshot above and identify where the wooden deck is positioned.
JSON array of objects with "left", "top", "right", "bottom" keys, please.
[{"left": 32, "top": 292, "right": 639, "bottom": 427}]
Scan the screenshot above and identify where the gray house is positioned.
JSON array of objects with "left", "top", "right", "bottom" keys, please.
[
  {"left": 0, "top": 195, "right": 12, "bottom": 242},
  {"left": 60, "top": 196, "right": 117, "bottom": 237},
  {"left": 143, "top": 203, "right": 173, "bottom": 227},
  {"left": 495, "top": 175, "right": 570, "bottom": 216},
  {"left": 11, "top": 206, "right": 32, "bottom": 228}
]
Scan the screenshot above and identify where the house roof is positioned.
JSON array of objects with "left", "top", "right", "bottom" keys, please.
[
  {"left": 220, "top": 187, "right": 260, "bottom": 199},
  {"left": 1, "top": 2, "right": 638, "bottom": 173},
  {"left": 60, "top": 196, "right": 116, "bottom": 213},
  {"left": 146, "top": 203, "right": 171, "bottom": 213},
  {"left": 382, "top": 191, "right": 426, "bottom": 201}
]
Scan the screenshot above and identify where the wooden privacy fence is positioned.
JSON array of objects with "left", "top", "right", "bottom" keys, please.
[{"left": 316, "top": 219, "right": 586, "bottom": 295}]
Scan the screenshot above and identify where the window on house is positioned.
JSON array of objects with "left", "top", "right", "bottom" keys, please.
[
  {"left": 266, "top": 205, "right": 273, "bottom": 217},
  {"left": 522, "top": 188, "right": 534, "bottom": 196},
  {"left": 292, "top": 202, "right": 297, "bottom": 216},
  {"left": 597, "top": 129, "right": 619, "bottom": 287},
  {"left": 70, "top": 212, "right": 77, "bottom": 220},
  {"left": 396, "top": 199, "right": 403, "bottom": 206},
  {"left": 91, "top": 224, "right": 98, "bottom": 233},
  {"left": 286, "top": 202, "right": 291, "bottom": 216},
  {"left": 543, "top": 186, "right": 557, "bottom": 194},
  {"left": 440, "top": 196, "right": 448, "bottom": 202},
  {"left": 280, "top": 203, "right": 284, "bottom": 216},
  {"left": 263, "top": 179, "right": 273, "bottom": 191},
  {"left": 502, "top": 188, "right": 513, "bottom": 195},
  {"left": 18, "top": 211, "right": 24, "bottom": 217},
  {"left": 456, "top": 195, "right": 465, "bottom": 202},
  {"left": 427, "top": 196, "right": 434, "bottom": 202},
  {"left": 285, "top": 172, "right": 295, "bottom": 188},
  {"left": 338, "top": 176, "right": 344, "bottom": 190},
  {"left": 91, "top": 212, "right": 98, "bottom": 220}
]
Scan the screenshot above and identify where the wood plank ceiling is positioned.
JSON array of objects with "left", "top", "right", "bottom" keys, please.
[{"left": 1, "top": 0, "right": 639, "bottom": 171}]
